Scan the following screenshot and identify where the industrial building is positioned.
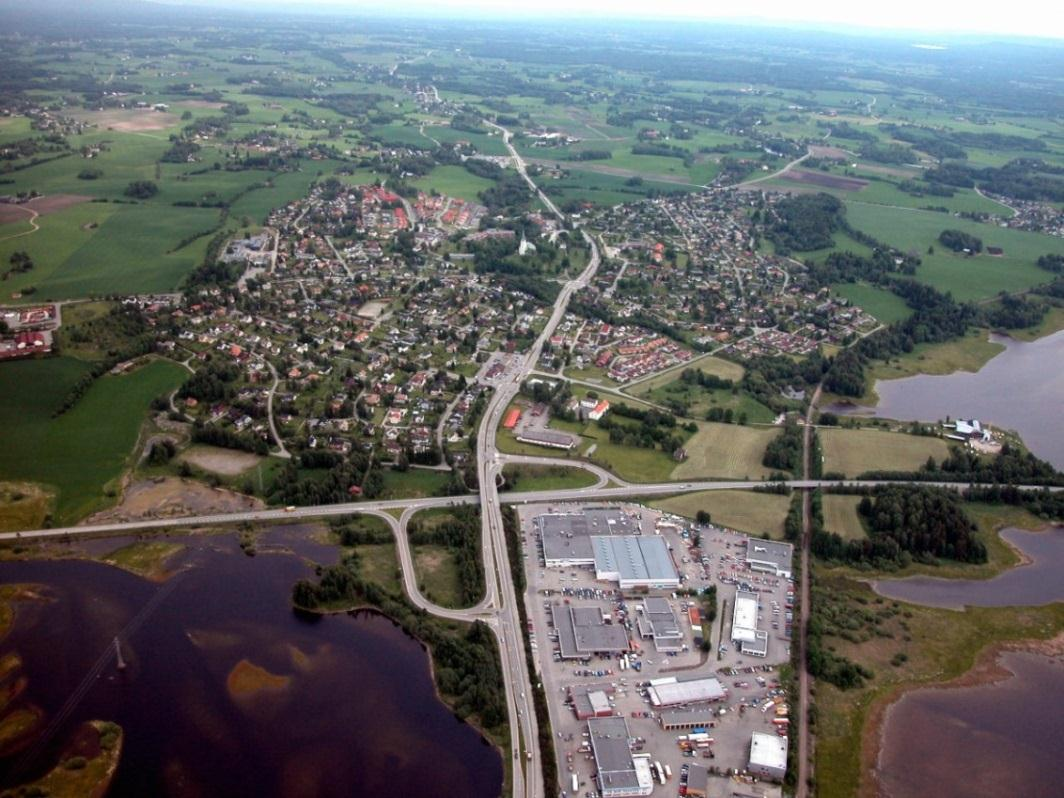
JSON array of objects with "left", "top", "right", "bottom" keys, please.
[
  {"left": 731, "top": 590, "right": 769, "bottom": 658},
  {"left": 748, "top": 732, "right": 788, "bottom": 781},
  {"left": 658, "top": 707, "right": 718, "bottom": 731},
  {"left": 592, "top": 535, "right": 680, "bottom": 589},
  {"left": 588, "top": 717, "right": 654, "bottom": 797},
  {"left": 646, "top": 676, "right": 726, "bottom": 707},
  {"left": 745, "top": 539, "right": 794, "bottom": 579},
  {"left": 552, "top": 604, "right": 630, "bottom": 659},
  {"left": 685, "top": 763, "right": 710, "bottom": 798},
  {"left": 538, "top": 509, "right": 641, "bottom": 567},
  {"left": 570, "top": 683, "right": 616, "bottom": 720},
  {"left": 635, "top": 597, "right": 684, "bottom": 651}
]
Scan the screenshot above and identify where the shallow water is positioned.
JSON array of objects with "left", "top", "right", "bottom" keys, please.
[
  {"left": 871, "top": 526, "right": 1064, "bottom": 608},
  {"left": 826, "top": 330, "right": 1064, "bottom": 469},
  {"left": 0, "top": 533, "right": 503, "bottom": 797}
]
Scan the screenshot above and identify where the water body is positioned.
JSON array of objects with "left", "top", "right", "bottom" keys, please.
[
  {"left": 871, "top": 526, "right": 1064, "bottom": 608},
  {"left": 877, "top": 651, "right": 1064, "bottom": 798},
  {"left": 0, "top": 531, "right": 502, "bottom": 797},
  {"left": 826, "top": 330, "right": 1064, "bottom": 469}
]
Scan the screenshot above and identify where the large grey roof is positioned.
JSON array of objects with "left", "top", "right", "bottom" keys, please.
[
  {"left": 588, "top": 717, "right": 640, "bottom": 790},
  {"left": 552, "top": 604, "right": 629, "bottom": 658},
  {"left": 593, "top": 535, "right": 678, "bottom": 584}
]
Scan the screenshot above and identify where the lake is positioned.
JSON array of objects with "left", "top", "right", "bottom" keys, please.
[
  {"left": 877, "top": 651, "right": 1064, "bottom": 798},
  {"left": 827, "top": 330, "right": 1064, "bottom": 469},
  {"left": 0, "top": 529, "right": 503, "bottom": 797},
  {"left": 871, "top": 525, "right": 1064, "bottom": 609}
]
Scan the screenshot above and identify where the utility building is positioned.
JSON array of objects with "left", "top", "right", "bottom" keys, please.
[{"left": 748, "top": 732, "right": 788, "bottom": 781}]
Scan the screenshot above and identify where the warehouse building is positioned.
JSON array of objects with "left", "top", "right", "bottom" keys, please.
[
  {"left": 570, "top": 683, "right": 616, "bottom": 720},
  {"left": 748, "top": 732, "right": 788, "bottom": 781},
  {"left": 588, "top": 717, "right": 654, "bottom": 797},
  {"left": 658, "top": 707, "right": 718, "bottom": 731},
  {"left": 646, "top": 676, "right": 726, "bottom": 707},
  {"left": 552, "top": 605, "right": 630, "bottom": 659},
  {"left": 685, "top": 763, "right": 710, "bottom": 798},
  {"left": 538, "top": 509, "right": 641, "bottom": 567},
  {"left": 592, "top": 535, "right": 680, "bottom": 589},
  {"left": 731, "top": 590, "right": 769, "bottom": 658},
  {"left": 635, "top": 597, "right": 684, "bottom": 651},
  {"left": 515, "top": 428, "right": 576, "bottom": 450},
  {"left": 745, "top": 539, "right": 794, "bottom": 579}
]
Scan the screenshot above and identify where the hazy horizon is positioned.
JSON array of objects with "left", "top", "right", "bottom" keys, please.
[{"left": 150, "top": 0, "right": 1064, "bottom": 40}]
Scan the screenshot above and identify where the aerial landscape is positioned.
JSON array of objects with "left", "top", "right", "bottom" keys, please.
[{"left": 0, "top": 0, "right": 1062, "bottom": 796}]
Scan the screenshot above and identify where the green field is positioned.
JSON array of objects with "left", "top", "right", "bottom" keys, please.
[
  {"left": 819, "top": 428, "right": 951, "bottom": 476},
  {"left": 0, "top": 357, "right": 187, "bottom": 524},
  {"left": 831, "top": 282, "right": 912, "bottom": 324},
  {"left": 634, "top": 379, "right": 775, "bottom": 423},
  {"left": 500, "top": 463, "right": 598, "bottom": 492},
  {"left": 629, "top": 354, "right": 744, "bottom": 393},
  {"left": 411, "top": 165, "right": 495, "bottom": 203},
  {"left": 866, "top": 328, "right": 1005, "bottom": 389},
  {"left": 844, "top": 202, "right": 1059, "bottom": 302},
  {"left": 671, "top": 422, "right": 781, "bottom": 480},
  {"left": 652, "top": 489, "right": 791, "bottom": 539},
  {"left": 821, "top": 494, "right": 867, "bottom": 540},
  {"left": 377, "top": 468, "right": 452, "bottom": 499}
]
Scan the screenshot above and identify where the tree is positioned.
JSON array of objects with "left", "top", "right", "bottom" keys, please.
[
  {"left": 124, "top": 180, "right": 159, "bottom": 199},
  {"left": 696, "top": 510, "right": 712, "bottom": 525}
]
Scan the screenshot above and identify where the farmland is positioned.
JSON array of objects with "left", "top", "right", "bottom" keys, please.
[
  {"left": 0, "top": 357, "right": 187, "bottom": 524},
  {"left": 821, "top": 495, "right": 867, "bottom": 541},
  {"left": 819, "top": 427, "right": 952, "bottom": 477},
  {"left": 671, "top": 422, "right": 781, "bottom": 480}
]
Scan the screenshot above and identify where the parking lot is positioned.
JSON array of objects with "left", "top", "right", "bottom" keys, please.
[{"left": 517, "top": 502, "right": 791, "bottom": 798}]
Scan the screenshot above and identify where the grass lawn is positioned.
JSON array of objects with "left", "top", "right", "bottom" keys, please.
[
  {"left": 635, "top": 379, "right": 775, "bottom": 423},
  {"left": 819, "top": 428, "right": 951, "bottom": 476},
  {"left": 629, "top": 354, "right": 744, "bottom": 393},
  {"left": 0, "top": 482, "right": 53, "bottom": 533},
  {"left": 821, "top": 495, "right": 867, "bottom": 540},
  {"left": 501, "top": 463, "right": 598, "bottom": 492},
  {"left": 101, "top": 540, "right": 185, "bottom": 580},
  {"left": 866, "top": 328, "right": 1005, "bottom": 390},
  {"left": 377, "top": 468, "right": 452, "bottom": 499},
  {"left": 351, "top": 542, "right": 402, "bottom": 595},
  {"left": 671, "top": 422, "right": 780, "bottom": 480},
  {"left": 651, "top": 489, "right": 791, "bottom": 539},
  {"left": 411, "top": 165, "right": 494, "bottom": 203},
  {"left": 0, "top": 356, "right": 187, "bottom": 524},
  {"left": 413, "top": 544, "right": 465, "bottom": 609},
  {"left": 812, "top": 568, "right": 1064, "bottom": 798},
  {"left": 831, "top": 282, "right": 912, "bottom": 324}
]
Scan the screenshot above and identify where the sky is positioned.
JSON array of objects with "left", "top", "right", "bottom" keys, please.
[{"left": 170, "top": 0, "right": 1064, "bottom": 40}]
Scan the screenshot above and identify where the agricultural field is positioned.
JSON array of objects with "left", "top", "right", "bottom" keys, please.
[
  {"left": 819, "top": 428, "right": 951, "bottom": 477},
  {"left": 0, "top": 356, "right": 187, "bottom": 524},
  {"left": 831, "top": 282, "right": 912, "bottom": 325},
  {"left": 652, "top": 489, "right": 791, "bottom": 539},
  {"left": 843, "top": 203, "right": 1060, "bottom": 302},
  {"left": 671, "top": 422, "right": 781, "bottom": 480},
  {"left": 411, "top": 165, "right": 495, "bottom": 203}
]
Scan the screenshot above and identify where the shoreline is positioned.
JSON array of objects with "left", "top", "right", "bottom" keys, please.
[{"left": 863, "top": 630, "right": 1064, "bottom": 797}]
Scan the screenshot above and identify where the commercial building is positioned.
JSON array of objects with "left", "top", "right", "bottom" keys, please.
[
  {"left": 646, "top": 676, "right": 726, "bottom": 707},
  {"left": 592, "top": 535, "right": 680, "bottom": 589},
  {"left": 538, "top": 509, "right": 641, "bottom": 567},
  {"left": 570, "top": 683, "right": 615, "bottom": 720},
  {"left": 552, "top": 605, "right": 630, "bottom": 659},
  {"left": 502, "top": 407, "right": 521, "bottom": 429},
  {"left": 731, "top": 590, "right": 768, "bottom": 658},
  {"left": 748, "top": 732, "right": 788, "bottom": 781},
  {"left": 745, "top": 539, "right": 793, "bottom": 579},
  {"left": 635, "top": 597, "right": 684, "bottom": 651},
  {"left": 588, "top": 717, "right": 654, "bottom": 797},
  {"left": 515, "top": 428, "right": 576, "bottom": 450}
]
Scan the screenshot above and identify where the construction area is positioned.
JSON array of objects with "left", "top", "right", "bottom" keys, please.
[{"left": 517, "top": 502, "right": 795, "bottom": 798}]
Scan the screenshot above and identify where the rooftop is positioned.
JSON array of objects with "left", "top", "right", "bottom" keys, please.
[
  {"left": 593, "top": 535, "right": 678, "bottom": 585},
  {"left": 588, "top": 717, "right": 641, "bottom": 792}
]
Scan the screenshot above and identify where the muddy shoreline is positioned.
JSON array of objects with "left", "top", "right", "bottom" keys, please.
[{"left": 864, "top": 631, "right": 1064, "bottom": 796}]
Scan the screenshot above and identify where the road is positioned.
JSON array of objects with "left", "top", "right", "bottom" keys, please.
[{"left": 261, "top": 358, "right": 291, "bottom": 459}]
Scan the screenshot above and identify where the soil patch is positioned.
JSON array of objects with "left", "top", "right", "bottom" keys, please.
[
  {"left": 174, "top": 100, "right": 226, "bottom": 110},
  {"left": 808, "top": 144, "right": 852, "bottom": 160},
  {"left": 81, "top": 477, "right": 263, "bottom": 525},
  {"left": 179, "top": 445, "right": 263, "bottom": 476},
  {"left": 0, "top": 205, "right": 34, "bottom": 225},
  {"left": 26, "top": 194, "right": 93, "bottom": 216},
  {"left": 73, "top": 109, "right": 179, "bottom": 132},
  {"left": 226, "top": 658, "right": 291, "bottom": 699},
  {"left": 778, "top": 169, "right": 868, "bottom": 191}
]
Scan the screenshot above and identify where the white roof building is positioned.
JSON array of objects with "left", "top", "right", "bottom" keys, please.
[{"left": 748, "top": 731, "right": 788, "bottom": 780}]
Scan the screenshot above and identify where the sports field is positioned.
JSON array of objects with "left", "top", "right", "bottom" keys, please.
[
  {"left": 671, "top": 422, "right": 780, "bottom": 480},
  {"left": 819, "top": 427, "right": 950, "bottom": 477},
  {"left": 821, "top": 494, "right": 867, "bottom": 540},
  {"left": 652, "top": 489, "right": 791, "bottom": 539},
  {"left": 0, "top": 357, "right": 187, "bottom": 524}
]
